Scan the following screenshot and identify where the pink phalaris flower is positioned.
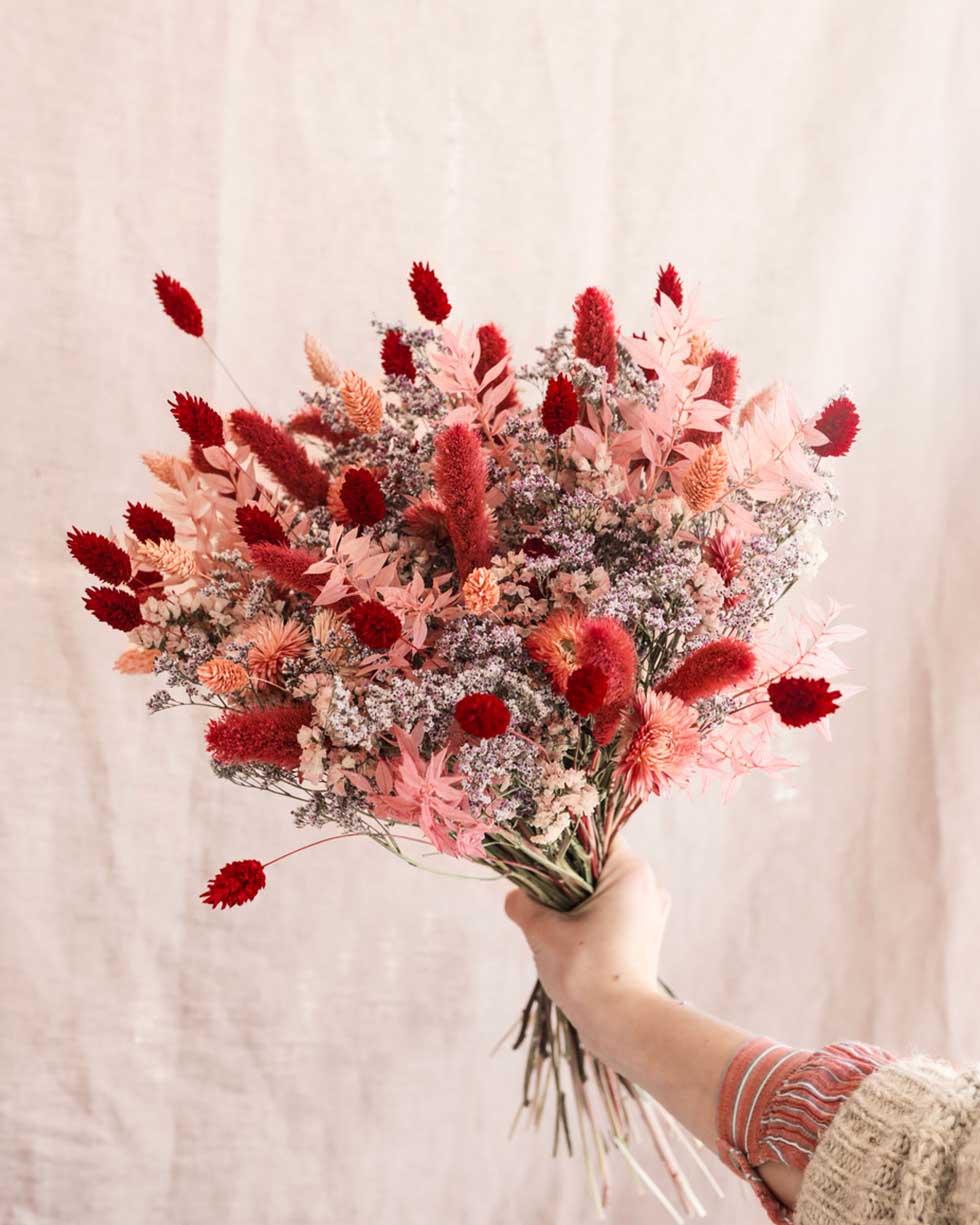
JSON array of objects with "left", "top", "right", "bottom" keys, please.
[
  {"left": 475, "top": 323, "right": 519, "bottom": 412},
  {"left": 235, "top": 505, "right": 287, "bottom": 548},
  {"left": 657, "top": 638, "right": 756, "bottom": 703},
  {"left": 768, "top": 676, "right": 842, "bottom": 727},
  {"left": 432, "top": 424, "right": 492, "bottom": 580},
  {"left": 380, "top": 328, "right": 417, "bottom": 380},
  {"left": 248, "top": 543, "right": 325, "bottom": 597},
  {"left": 654, "top": 263, "right": 683, "bottom": 309},
  {"left": 200, "top": 859, "right": 266, "bottom": 909},
  {"left": 114, "top": 647, "right": 161, "bottom": 674},
  {"left": 409, "top": 261, "right": 451, "bottom": 323},
  {"left": 239, "top": 615, "right": 310, "bottom": 685},
  {"left": 541, "top": 374, "right": 581, "bottom": 436},
  {"left": 287, "top": 407, "right": 356, "bottom": 445},
  {"left": 66, "top": 528, "right": 132, "bottom": 585},
  {"left": 572, "top": 286, "right": 618, "bottom": 385},
  {"left": 230, "top": 409, "right": 330, "bottom": 509},
  {"left": 153, "top": 272, "right": 203, "bottom": 337},
  {"left": 125, "top": 502, "right": 175, "bottom": 544},
  {"left": 304, "top": 333, "right": 342, "bottom": 387},
  {"left": 613, "top": 691, "right": 700, "bottom": 799},
  {"left": 168, "top": 391, "right": 224, "bottom": 448},
  {"left": 197, "top": 659, "right": 250, "bottom": 694},
  {"left": 812, "top": 396, "right": 860, "bottom": 457},
  {"left": 205, "top": 702, "right": 313, "bottom": 769},
  {"left": 703, "top": 525, "right": 743, "bottom": 586},
  {"left": 83, "top": 586, "right": 144, "bottom": 631}
]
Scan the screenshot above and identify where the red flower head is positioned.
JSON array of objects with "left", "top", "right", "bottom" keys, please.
[
  {"left": 655, "top": 263, "right": 683, "bottom": 309},
  {"left": 566, "top": 665, "right": 609, "bottom": 717},
  {"left": 205, "top": 702, "right": 313, "bottom": 769},
  {"left": 768, "top": 676, "right": 842, "bottom": 727},
  {"left": 200, "top": 859, "right": 266, "bottom": 909},
  {"left": 521, "top": 536, "right": 558, "bottom": 560},
  {"left": 658, "top": 638, "right": 756, "bottom": 704},
  {"left": 703, "top": 525, "right": 743, "bottom": 586},
  {"left": 812, "top": 396, "right": 860, "bottom": 457},
  {"left": 66, "top": 528, "right": 132, "bottom": 585},
  {"left": 153, "top": 271, "right": 203, "bottom": 337},
  {"left": 433, "top": 424, "right": 492, "bottom": 580},
  {"left": 125, "top": 502, "right": 176, "bottom": 543},
  {"left": 455, "top": 692, "right": 511, "bottom": 739},
  {"left": 235, "top": 505, "right": 287, "bottom": 548},
  {"left": 340, "top": 468, "right": 386, "bottom": 526},
  {"left": 572, "top": 286, "right": 618, "bottom": 384},
  {"left": 287, "top": 408, "right": 356, "bottom": 445},
  {"left": 83, "top": 585, "right": 144, "bottom": 631},
  {"left": 705, "top": 349, "right": 739, "bottom": 413},
  {"left": 230, "top": 409, "right": 330, "bottom": 509},
  {"left": 248, "top": 543, "right": 325, "bottom": 596},
  {"left": 381, "top": 329, "right": 417, "bottom": 380},
  {"left": 347, "top": 599, "right": 402, "bottom": 651},
  {"left": 577, "top": 617, "right": 637, "bottom": 707},
  {"left": 409, "top": 261, "right": 451, "bottom": 324},
  {"left": 474, "top": 323, "right": 519, "bottom": 412},
  {"left": 168, "top": 392, "right": 224, "bottom": 448},
  {"left": 541, "top": 373, "right": 581, "bottom": 436},
  {"left": 127, "top": 569, "right": 163, "bottom": 600}
]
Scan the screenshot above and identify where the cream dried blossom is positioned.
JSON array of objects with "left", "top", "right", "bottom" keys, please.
[
  {"left": 530, "top": 765, "right": 599, "bottom": 846},
  {"left": 113, "top": 647, "right": 161, "bottom": 674},
  {"left": 340, "top": 370, "right": 383, "bottom": 434},
  {"left": 197, "top": 659, "right": 250, "bottom": 694},
  {"left": 462, "top": 567, "right": 500, "bottom": 614},
  {"left": 304, "top": 332, "right": 342, "bottom": 387},
  {"left": 138, "top": 539, "right": 198, "bottom": 581},
  {"left": 689, "top": 562, "right": 726, "bottom": 635}
]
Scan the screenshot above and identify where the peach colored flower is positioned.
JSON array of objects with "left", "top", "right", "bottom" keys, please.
[
  {"left": 138, "top": 539, "right": 198, "bottom": 581},
  {"left": 681, "top": 444, "right": 728, "bottom": 513},
  {"left": 686, "top": 331, "right": 711, "bottom": 367},
  {"left": 340, "top": 370, "right": 383, "bottom": 434},
  {"left": 309, "top": 608, "right": 349, "bottom": 665},
  {"left": 140, "top": 452, "right": 186, "bottom": 490},
  {"left": 304, "top": 333, "right": 342, "bottom": 387},
  {"left": 462, "top": 567, "right": 500, "bottom": 614},
  {"left": 113, "top": 647, "right": 161, "bottom": 674},
  {"left": 239, "top": 615, "right": 310, "bottom": 685},
  {"left": 198, "top": 659, "right": 250, "bottom": 694},
  {"left": 525, "top": 610, "right": 585, "bottom": 691},
  {"left": 614, "top": 691, "right": 700, "bottom": 800}
]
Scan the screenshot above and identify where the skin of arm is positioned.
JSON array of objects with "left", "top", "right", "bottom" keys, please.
[{"left": 504, "top": 841, "right": 803, "bottom": 1211}]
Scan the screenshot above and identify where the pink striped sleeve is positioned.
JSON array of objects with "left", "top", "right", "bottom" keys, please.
[{"left": 716, "top": 1037, "right": 895, "bottom": 1223}]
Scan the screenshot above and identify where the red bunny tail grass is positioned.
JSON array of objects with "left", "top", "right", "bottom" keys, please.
[
  {"left": 566, "top": 665, "right": 609, "bottom": 717},
  {"left": 153, "top": 272, "right": 203, "bottom": 337},
  {"left": 409, "top": 261, "right": 451, "bottom": 323},
  {"left": 541, "top": 374, "right": 581, "bottom": 436},
  {"left": 657, "top": 638, "right": 756, "bottom": 703},
  {"left": 83, "top": 586, "right": 144, "bottom": 631},
  {"left": 454, "top": 693, "right": 511, "bottom": 739},
  {"left": 768, "top": 676, "right": 842, "bottom": 727},
  {"left": 475, "top": 323, "right": 519, "bottom": 411},
  {"left": 432, "top": 424, "right": 492, "bottom": 580},
  {"left": 168, "top": 392, "right": 224, "bottom": 448},
  {"left": 705, "top": 349, "right": 739, "bottom": 413},
  {"left": 346, "top": 599, "right": 402, "bottom": 651},
  {"left": 812, "top": 396, "right": 860, "bottom": 457},
  {"left": 205, "top": 702, "right": 313, "bottom": 769},
  {"left": 339, "top": 468, "right": 386, "bottom": 526},
  {"left": 287, "top": 408, "right": 356, "bottom": 445},
  {"left": 200, "top": 859, "right": 266, "bottom": 909},
  {"left": 380, "top": 329, "right": 417, "bottom": 380},
  {"left": 230, "top": 410, "right": 330, "bottom": 509},
  {"left": 66, "top": 528, "right": 131, "bottom": 585},
  {"left": 235, "top": 505, "right": 287, "bottom": 548},
  {"left": 577, "top": 617, "right": 638, "bottom": 706},
  {"left": 125, "top": 502, "right": 176, "bottom": 543},
  {"left": 572, "top": 286, "right": 618, "bottom": 384},
  {"left": 655, "top": 263, "right": 683, "bottom": 309},
  {"left": 248, "top": 543, "right": 325, "bottom": 597}
]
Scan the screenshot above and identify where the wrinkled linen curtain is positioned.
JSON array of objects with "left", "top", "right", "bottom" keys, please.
[{"left": 3, "top": 1, "right": 978, "bottom": 1221}]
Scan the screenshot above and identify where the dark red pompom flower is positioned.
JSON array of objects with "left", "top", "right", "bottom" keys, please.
[
  {"left": 768, "top": 676, "right": 842, "bottom": 727},
  {"left": 409, "top": 261, "right": 452, "bottom": 324},
  {"left": 812, "top": 396, "right": 860, "bottom": 458},
  {"left": 340, "top": 468, "right": 386, "bottom": 526},
  {"left": 200, "top": 859, "right": 267, "bottom": 909},
  {"left": 380, "top": 329, "right": 417, "bottom": 380},
  {"left": 541, "top": 374, "right": 581, "bottom": 436},
  {"left": 66, "top": 528, "right": 132, "bottom": 585},
  {"left": 655, "top": 263, "right": 683, "bottom": 309},
  {"left": 169, "top": 391, "right": 225, "bottom": 448},
  {"left": 347, "top": 599, "right": 402, "bottom": 651},
  {"left": 154, "top": 272, "right": 204, "bottom": 337},
  {"left": 235, "top": 505, "right": 287, "bottom": 547},
  {"left": 566, "top": 665, "right": 609, "bottom": 717},
  {"left": 83, "top": 585, "right": 144, "bottom": 631},
  {"left": 455, "top": 692, "right": 511, "bottom": 739},
  {"left": 125, "top": 502, "right": 176, "bottom": 543}
]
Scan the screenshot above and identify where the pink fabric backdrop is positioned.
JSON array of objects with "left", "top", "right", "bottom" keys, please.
[{"left": 3, "top": 1, "right": 979, "bottom": 1221}]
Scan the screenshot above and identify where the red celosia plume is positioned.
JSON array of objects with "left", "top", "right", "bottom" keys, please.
[
  {"left": 812, "top": 396, "right": 860, "bottom": 457},
  {"left": 66, "top": 528, "right": 132, "bottom": 585},
  {"left": 455, "top": 693, "right": 511, "bottom": 739},
  {"left": 541, "top": 374, "right": 580, "bottom": 436},
  {"left": 705, "top": 349, "right": 739, "bottom": 413},
  {"left": 153, "top": 271, "right": 203, "bottom": 337},
  {"left": 572, "top": 286, "right": 618, "bottom": 385},
  {"left": 235, "top": 505, "right": 287, "bottom": 547},
  {"left": 475, "top": 323, "right": 519, "bottom": 413},
  {"left": 83, "top": 585, "right": 144, "bottom": 631},
  {"left": 230, "top": 409, "right": 330, "bottom": 509},
  {"left": 200, "top": 859, "right": 267, "bottom": 909},
  {"left": 248, "top": 543, "right": 325, "bottom": 597},
  {"left": 409, "top": 261, "right": 451, "bottom": 324},
  {"left": 657, "top": 638, "right": 756, "bottom": 703},
  {"left": 578, "top": 618, "right": 637, "bottom": 706},
  {"left": 432, "top": 424, "right": 492, "bottom": 580},
  {"left": 566, "top": 665, "right": 609, "bottom": 717},
  {"left": 340, "top": 468, "right": 386, "bottom": 526},
  {"left": 168, "top": 392, "right": 224, "bottom": 448},
  {"left": 346, "top": 599, "right": 402, "bottom": 651},
  {"left": 125, "top": 502, "right": 176, "bottom": 543},
  {"left": 655, "top": 263, "right": 683, "bottom": 309},
  {"left": 768, "top": 676, "right": 842, "bottom": 727},
  {"left": 380, "top": 329, "right": 417, "bottom": 380},
  {"left": 205, "top": 702, "right": 313, "bottom": 769}
]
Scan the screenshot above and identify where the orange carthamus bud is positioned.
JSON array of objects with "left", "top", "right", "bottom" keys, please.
[
  {"left": 138, "top": 539, "right": 198, "bottom": 580},
  {"left": 462, "top": 567, "right": 500, "bottom": 614},
  {"left": 304, "top": 333, "right": 342, "bottom": 387},
  {"left": 113, "top": 647, "right": 161, "bottom": 675},
  {"left": 198, "top": 659, "right": 250, "bottom": 694},
  {"left": 681, "top": 445, "right": 728, "bottom": 513},
  {"left": 340, "top": 370, "right": 383, "bottom": 434}
]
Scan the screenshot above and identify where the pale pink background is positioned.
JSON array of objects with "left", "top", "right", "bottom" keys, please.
[{"left": 3, "top": 2, "right": 979, "bottom": 1223}]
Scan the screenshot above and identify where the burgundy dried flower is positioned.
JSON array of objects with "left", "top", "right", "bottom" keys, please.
[
  {"left": 235, "top": 505, "right": 287, "bottom": 548},
  {"left": 66, "top": 528, "right": 132, "bottom": 585},
  {"left": 168, "top": 392, "right": 224, "bottom": 448},
  {"left": 541, "top": 374, "right": 580, "bottom": 436},
  {"left": 339, "top": 468, "right": 386, "bottom": 527},
  {"left": 153, "top": 272, "right": 203, "bottom": 337},
  {"left": 566, "top": 665, "right": 609, "bottom": 717},
  {"left": 83, "top": 585, "right": 144, "bottom": 631},
  {"left": 380, "top": 329, "right": 417, "bottom": 380},
  {"left": 346, "top": 599, "right": 402, "bottom": 651},
  {"left": 455, "top": 693, "right": 511, "bottom": 739},
  {"left": 125, "top": 502, "right": 176, "bottom": 543},
  {"left": 200, "top": 859, "right": 267, "bottom": 909},
  {"left": 521, "top": 536, "right": 558, "bottom": 559},
  {"left": 705, "top": 349, "right": 739, "bottom": 412},
  {"left": 433, "top": 424, "right": 492, "bottom": 580},
  {"left": 287, "top": 408, "right": 356, "bottom": 445},
  {"left": 409, "top": 261, "right": 451, "bottom": 323},
  {"left": 658, "top": 638, "right": 756, "bottom": 703},
  {"left": 768, "top": 676, "right": 842, "bottom": 727},
  {"left": 655, "top": 263, "right": 683, "bottom": 309},
  {"left": 127, "top": 569, "right": 163, "bottom": 600},
  {"left": 572, "top": 286, "right": 618, "bottom": 384},
  {"left": 205, "top": 702, "right": 313, "bottom": 769},
  {"left": 474, "top": 323, "right": 519, "bottom": 412},
  {"left": 812, "top": 396, "right": 860, "bottom": 458},
  {"left": 230, "top": 409, "right": 330, "bottom": 509},
  {"left": 248, "top": 543, "right": 325, "bottom": 596}
]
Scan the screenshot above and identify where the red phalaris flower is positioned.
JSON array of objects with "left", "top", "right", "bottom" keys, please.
[
  {"left": 248, "top": 543, "right": 325, "bottom": 596},
  {"left": 287, "top": 407, "right": 356, "bottom": 445},
  {"left": 380, "top": 329, "right": 417, "bottom": 380},
  {"left": 657, "top": 638, "right": 756, "bottom": 703},
  {"left": 339, "top": 468, "right": 386, "bottom": 526},
  {"left": 475, "top": 323, "right": 519, "bottom": 412},
  {"left": 705, "top": 349, "right": 739, "bottom": 412},
  {"left": 66, "top": 528, "right": 132, "bottom": 585},
  {"left": 83, "top": 585, "right": 144, "bottom": 631},
  {"left": 572, "top": 286, "right": 618, "bottom": 384},
  {"left": 565, "top": 665, "right": 609, "bottom": 716},
  {"left": 169, "top": 392, "right": 224, "bottom": 448},
  {"left": 767, "top": 676, "right": 842, "bottom": 727},
  {"left": 230, "top": 409, "right": 330, "bottom": 509},
  {"left": 455, "top": 693, "right": 511, "bottom": 739},
  {"left": 812, "top": 396, "right": 860, "bottom": 457},
  {"left": 235, "top": 504, "right": 287, "bottom": 547},
  {"left": 346, "top": 599, "right": 402, "bottom": 651},
  {"left": 655, "top": 263, "right": 683, "bottom": 309},
  {"left": 153, "top": 271, "right": 204, "bottom": 337},
  {"left": 200, "top": 859, "right": 267, "bottom": 909},
  {"left": 125, "top": 502, "right": 176, "bottom": 543},
  {"left": 205, "top": 702, "right": 313, "bottom": 769},
  {"left": 409, "top": 261, "right": 451, "bottom": 323},
  {"left": 541, "top": 374, "right": 580, "bottom": 436}
]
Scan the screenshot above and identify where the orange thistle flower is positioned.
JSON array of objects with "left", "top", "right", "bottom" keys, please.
[
  {"left": 238, "top": 615, "right": 310, "bottom": 685},
  {"left": 526, "top": 610, "right": 585, "bottom": 691},
  {"left": 304, "top": 333, "right": 342, "bottom": 387},
  {"left": 340, "top": 371, "right": 383, "bottom": 434},
  {"left": 462, "top": 567, "right": 500, "bottom": 615},
  {"left": 113, "top": 647, "right": 161, "bottom": 674},
  {"left": 681, "top": 444, "right": 728, "bottom": 513},
  {"left": 198, "top": 659, "right": 250, "bottom": 694}
]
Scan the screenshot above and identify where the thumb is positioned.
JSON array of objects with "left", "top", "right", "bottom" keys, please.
[{"left": 504, "top": 887, "right": 545, "bottom": 933}]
